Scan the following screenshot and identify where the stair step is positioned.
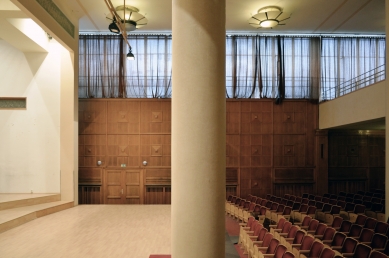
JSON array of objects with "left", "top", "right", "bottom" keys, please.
[
  {"left": 0, "top": 194, "right": 61, "bottom": 211},
  {"left": 0, "top": 200, "right": 74, "bottom": 234}
]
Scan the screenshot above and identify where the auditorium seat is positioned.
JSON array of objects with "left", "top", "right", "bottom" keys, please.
[
  {"left": 358, "top": 228, "right": 375, "bottom": 244},
  {"left": 299, "top": 240, "right": 324, "bottom": 258},
  {"left": 354, "top": 214, "right": 368, "bottom": 226},
  {"left": 247, "top": 228, "right": 270, "bottom": 258},
  {"left": 270, "top": 217, "right": 287, "bottom": 234},
  {"left": 251, "top": 232, "right": 274, "bottom": 258},
  {"left": 364, "top": 217, "right": 378, "bottom": 230},
  {"left": 342, "top": 243, "right": 372, "bottom": 258},
  {"left": 331, "top": 237, "right": 358, "bottom": 256},
  {"left": 311, "top": 222, "right": 328, "bottom": 239},
  {"left": 374, "top": 221, "right": 389, "bottom": 235},
  {"left": 291, "top": 234, "right": 314, "bottom": 258},
  {"left": 369, "top": 233, "right": 387, "bottom": 251},
  {"left": 339, "top": 220, "right": 352, "bottom": 233},
  {"left": 294, "top": 215, "right": 312, "bottom": 230},
  {"left": 317, "top": 226, "right": 336, "bottom": 242},
  {"left": 347, "top": 224, "right": 363, "bottom": 238},
  {"left": 328, "top": 216, "right": 343, "bottom": 231},
  {"left": 325, "top": 232, "right": 347, "bottom": 248},
  {"left": 368, "top": 250, "right": 387, "bottom": 258},
  {"left": 284, "top": 229, "right": 306, "bottom": 252}
]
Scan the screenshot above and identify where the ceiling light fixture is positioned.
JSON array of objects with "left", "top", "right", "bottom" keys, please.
[
  {"left": 104, "top": 0, "right": 138, "bottom": 61},
  {"left": 248, "top": 6, "right": 290, "bottom": 29},
  {"left": 115, "top": 5, "right": 148, "bottom": 32},
  {"left": 127, "top": 48, "right": 135, "bottom": 60}
]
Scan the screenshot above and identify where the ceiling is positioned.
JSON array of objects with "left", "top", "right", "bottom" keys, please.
[{"left": 58, "top": 0, "right": 385, "bottom": 35}]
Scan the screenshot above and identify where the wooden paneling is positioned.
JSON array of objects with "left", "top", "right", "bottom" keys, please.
[
  {"left": 328, "top": 131, "right": 385, "bottom": 194},
  {"left": 79, "top": 99, "right": 321, "bottom": 203}
]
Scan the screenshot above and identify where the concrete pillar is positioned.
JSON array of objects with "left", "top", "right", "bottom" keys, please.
[
  {"left": 172, "top": 0, "right": 226, "bottom": 257},
  {"left": 385, "top": 0, "right": 389, "bottom": 221}
]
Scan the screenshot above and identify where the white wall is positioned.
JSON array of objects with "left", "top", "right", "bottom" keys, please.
[
  {"left": 319, "top": 81, "right": 386, "bottom": 129},
  {"left": 0, "top": 39, "right": 61, "bottom": 193}
]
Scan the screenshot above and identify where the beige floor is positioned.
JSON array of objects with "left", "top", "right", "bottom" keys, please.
[{"left": 0, "top": 205, "right": 171, "bottom": 258}]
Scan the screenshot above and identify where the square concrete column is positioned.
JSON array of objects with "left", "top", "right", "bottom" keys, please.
[{"left": 172, "top": 0, "right": 226, "bottom": 257}]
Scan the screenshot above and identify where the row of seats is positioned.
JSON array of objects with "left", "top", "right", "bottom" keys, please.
[
  {"left": 226, "top": 192, "right": 389, "bottom": 258},
  {"left": 238, "top": 214, "right": 387, "bottom": 258}
]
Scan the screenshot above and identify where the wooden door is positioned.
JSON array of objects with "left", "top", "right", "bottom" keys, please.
[{"left": 105, "top": 169, "right": 143, "bottom": 204}]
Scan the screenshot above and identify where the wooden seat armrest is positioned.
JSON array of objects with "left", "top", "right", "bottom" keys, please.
[
  {"left": 269, "top": 225, "right": 277, "bottom": 228},
  {"left": 373, "top": 248, "right": 385, "bottom": 252},
  {"left": 263, "top": 255, "right": 275, "bottom": 258},
  {"left": 284, "top": 238, "right": 294, "bottom": 243},
  {"left": 322, "top": 240, "right": 332, "bottom": 244},
  {"left": 332, "top": 213, "right": 340, "bottom": 216},
  {"left": 239, "top": 223, "right": 248, "bottom": 226},
  {"left": 279, "top": 233, "right": 288, "bottom": 237},
  {"left": 249, "top": 235, "right": 258, "bottom": 239},
  {"left": 273, "top": 229, "right": 282, "bottom": 232},
  {"left": 314, "top": 235, "right": 323, "bottom": 239},
  {"left": 360, "top": 242, "right": 370, "bottom": 245},
  {"left": 294, "top": 222, "right": 302, "bottom": 226},
  {"left": 301, "top": 226, "right": 309, "bottom": 230},
  {"left": 257, "top": 247, "right": 268, "bottom": 250},
  {"left": 342, "top": 253, "right": 354, "bottom": 257},
  {"left": 246, "top": 230, "right": 254, "bottom": 234},
  {"left": 291, "top": 244, "right": 301, "bottom": 249},
  {"left": 333, "top": 227, "right": 340, "bottom": 231},
  {"left": 298, "top": 250, "right": 310, "bottom": 254},
  {"left": 253, "top": 241, "right": 263, "bottom": 245},
  {"left": 307, "top": 230, "right": 315, "bottom": 234}
]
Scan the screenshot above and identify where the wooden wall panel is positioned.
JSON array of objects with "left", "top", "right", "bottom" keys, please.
[
  {"left": 79, "top": 99, "right": 321, "bottom": 203},
  {"left": 328, "top": 131, "right": 385, "bottom": 194}
]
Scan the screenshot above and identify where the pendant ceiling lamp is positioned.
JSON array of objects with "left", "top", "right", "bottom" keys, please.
[
  {"left": 104, "top": 0, "right": 139, "bottom": 60},
  {"left": 248, "top": 6, "right": 290, "bottom": 29}
]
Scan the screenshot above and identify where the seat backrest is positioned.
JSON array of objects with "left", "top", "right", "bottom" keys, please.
[
  {"left": 302, "top": 193, "right": 309, "bottom": 199},
  {"left": 262, "top": 233, "right": 274, "bottom": 247},
  {"left": 276, "top": 217, "right": 286, "bottom": 229},
  {"left": 330, "top": 205, "right": 341, "bottom": 214},
  {"left": 354, "top": 204, "right": 366, "bottom": 214},
  {"left": 348, "top": 224, "right": 363, "bottom": 238},
  {"left": 330, "top": 194, "right": 338, "bottom": 199},
  {"left": 331, "top": 232, "right": 347, "bottom": 247},
  {"left": 308, "top": 194, "right": 316, "bottom": 200},
  {"left": 257, "top": 227, "right": 268, "bottom": 241},
  {"left": 275, "top": 197, "right": 282, "bottom": 203},
  {"left": 315, "top": 223, "right": 328, "bottom": 235},
  {"left": 371, "top": 203, "right": 383, "bottom": 212},
  {"left": 339, "top": 220, "right": 352, "bottom": 233},
  {"left": 252, "top": 223, "right": 264, "bottom": 236},
  {"left": 316, "top": 201, "right": 324, "bottom": 210},
  {"left": 227, "top": 195, "right": 233, "bottom": 202},
  {"left": 283, "top": 206, "right": 292, "bottom": 216},
  {"left": 293, "top": 230, "right": 306, "bottom": 245},
  {"left": 309, "top": 241, "right": 324, "bottom": 258},
  {"left": 266, "top": 238, "right": 280, "bottom": 254},
  {"left": 374, "top": 221, "right": 389, "bottom": 235},
  {"left": 273, "top": 244, "right": 287, "bottom": 258},
  {"left": 259, "top": 206, "right": 267, "bottom": 215},
  {"left": 250, "top": 220, "right": 259, "bottom": 231},
  {"left": 286, "top": 225, "right": 299, "bottom": 239},
  {"left": 253, "top": 204, "right": 261, "bottom": 213},
  {"left": 246, "top": 216, "right": 256, "bottom": 227},
  {"left": 308, "top": 200, "right": 316, "bottom": 207},
  {"left": 289, "top": 195, "right": 296, "bottom": 202},
  {"left": 354, "top": 194, "right": 363, "bottom": 200},
  {"left": 336, "top": 200, "right": 346, "bottom": 209},
  {"left": 266, "top": 201, "right": 273, "bottom": 209},
  {"left": 319, "top": 247, "right": 335, "bottom": 258},
  {"left": 329, "top": 199, "right": 337, "bottom": 205},
  {"left": 281, "top": 221, "right": 292, "bottom": 233},
  {"left": 300, "top": 234, "right": 315, "bottom": 251},
  {"left": 344, "top": 202, "right": 355, "bottom": 212},
  {"left": 261, "top": 199, "right": 268, "bottom": 206},
  {"left": 338, "top": 191, "right": 347, "bottom": 196},
  {"left": 248, "top": 202, "right": 256, "bottom": 211},
  {"left": 370, "top": 233, "right": 388, "bottom": 249},
  {"left": 301, "top": 198, "right": 309, "bottom": 204},
  {"left": 301, "top": 215, "right": 312, "bottom": 227},
  {"left": 276, "top": 204, "right": 285, "bottom": 213},
  {"left": 341, "top": 237, "right": 358, "bottom": 253},
  {"left": 358, "top": 228, "right": 374, "bottom": 243},
  {"left": 286, "top": 200, "right": 294, "bottom": 207},
  {"left": 292, "top": 202, "right": 301, "bottom": 210},
  {"left": 282, "top": 251, "right": 295, "bottom": 258},
  {"left": 243, "top": 200, "right": 251, "bottom": 209},
  {"left": 354, "top": 243, "right": 372, "bottom": 258},
  {"left": 256, "top": 198, "right": 263, "bottom": 204},
  {"left": 295, "top": 196, "right": 302, "bottom": 203},
  {"left": 299, "top": 204, "right": 309, "bottom": 212},
  {"left": 322, "top": 203, "right": 332, "bottom": 212},
  {"left": 322, "top": 227, "right": 336, "bottom": 241},
  {"left": 322, "top": 197, "right": 330, "bottom": 204},
  {"left": 307, "top": 206, "right": 317, "bottom": 215},
  {"left": 281, "top": 198, "right": 288, "bottom": 205},
  {"left": 308, "top": 219, "right": 319, "bottom": 231},
  {"left": 355, "top": 214, "right": 368, "bottom": 226},
  {"left": 331, "top": 216, "right": 343, "bottom": 228},
  {"left": 364, "top": 218, "right": 378, "bottom": 230},
  {"left": 315, "top": 196, "right": 322, "bottom": 201},
  {"left": 337, "top": 196, "right": 346, "bottom": 201},
  {"left": 271, "top": 202, "right": 279, "bottom": 210},
  {"left": 369, "top": 250, "right": 387, "bottom": 258}
]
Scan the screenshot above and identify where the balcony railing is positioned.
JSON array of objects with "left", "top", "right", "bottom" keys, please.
[{"left": 320, "top": 64, "right": 385, "bottom": 102}]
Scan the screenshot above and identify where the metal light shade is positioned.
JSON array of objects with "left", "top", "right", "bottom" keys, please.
[
  {"left": 108, "top": 21, "right": 120, "bottom": 34},
  {"left": 127, "top": 51, "right": 135, "bottom": 60},
  {"left": 248, "top": 6, "right": 290, "bottom": 29}
]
